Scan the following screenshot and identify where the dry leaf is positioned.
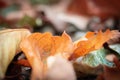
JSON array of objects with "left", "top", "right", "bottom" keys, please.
[
  {"left": 69, "top": 29, "right": 114, "bottom": 60},
  {"left": 20, "top": 31, "right": 74, "bottom": 80},
  {"left": 0, "top": 29, "right": 31, "bottom": 79},
  {"left": 20, "top": 32, "right": 52, "bottom": 79},
  {"left": 20, "top": 29, "right": 119, "bottom": 79}
]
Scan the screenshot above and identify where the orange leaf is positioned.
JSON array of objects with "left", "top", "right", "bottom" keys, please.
[
  {"left": 69, "top": 29, "right": 113, "bottom": 60},
  {"left": 85, "top": 31, "right": 95, "bottom": 39},
  {"left": 51, "top": 32, "right": 74, "bottom": 58},
  {"left": 20, "top": 31, "right": 74, "bottom": 79},
  {"left": 20, "top": 32, "right": 52, "bottom": 79}
]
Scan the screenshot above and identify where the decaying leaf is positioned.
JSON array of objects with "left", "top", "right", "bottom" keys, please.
[
  {"left": 0, "top": 29, "right": 31, "bottom": 79},
  {"left": 73, "top": 47, "right": 114, "bottom": 76},
  {"left": 20, "top": 31, "right": 74, "bottom": 80},
  {"left": 81, "top": 48, "right": 113, "bottom": 67}
]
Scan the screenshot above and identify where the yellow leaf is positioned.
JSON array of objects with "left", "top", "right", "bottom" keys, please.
[{"left": 0, "top": 29, "right": 30, "bottom": 79}]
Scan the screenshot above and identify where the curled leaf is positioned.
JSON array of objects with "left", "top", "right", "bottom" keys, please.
[
  {"left": 20, "top": 32, "right": 52, "bottom": 79},
  {"left": 0, "top": 29, "right": 31, "bottom": 79},
  {"left": 20, "top": 31, "right": 74, "bottom": 79}
]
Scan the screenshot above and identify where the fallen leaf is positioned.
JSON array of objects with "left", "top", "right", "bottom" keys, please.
[
  {"left": 20, "top": 29, "right": 119, "bottom": 79},
  {"left": 20, "top": 31, "right": 74, "bottom": 79},
  {"left": 69, "top": 29, "right": 114, "bottom": 60},
  {"left": 0, "top": 29, "right": 31, "bottom": 79},
  {"left": 20, "top": 32, "right": 52, "bottom": 79},
  {"left": 73, "top": 47, "right": 114, "bottom": 76}
]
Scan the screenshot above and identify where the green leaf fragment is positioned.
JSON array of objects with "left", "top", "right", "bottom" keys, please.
[
  {"left": 81, "top": 47, "right": 114, "bottom": 67},
  {"left": 17, "top": 15, "right": 36, "bottom": 27}
]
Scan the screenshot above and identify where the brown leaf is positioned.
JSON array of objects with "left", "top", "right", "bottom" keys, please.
[
  {"left": 16, "top": 59, "right": 30, "bottom": 67},
  {"left": 67, "top": 0, "right": 120, "bottom": 19},
  {"left": 97, "top": 57, "right": 120, "bottom": 80}
]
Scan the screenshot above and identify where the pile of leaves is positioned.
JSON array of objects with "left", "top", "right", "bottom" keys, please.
[
  {"left": 0, "top": 29, "right": 120, "bottom": 80},
  {"left": 0, "top": 1, "right": 120, "bottom": 80}
]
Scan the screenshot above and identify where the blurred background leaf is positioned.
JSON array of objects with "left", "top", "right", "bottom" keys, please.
[{"left": 30, "top": 0, "right": 60, "bottom": 5}]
